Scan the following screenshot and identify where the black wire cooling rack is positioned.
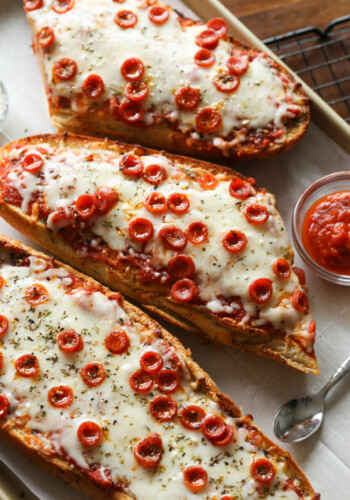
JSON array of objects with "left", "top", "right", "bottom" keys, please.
[{"left": 264, "top": 15, "right": 350, "bottom": 124}]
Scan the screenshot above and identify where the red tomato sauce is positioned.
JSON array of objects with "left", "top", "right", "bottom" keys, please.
[{"left": 303, "top": 191, "right": 350, "bottom": 275}]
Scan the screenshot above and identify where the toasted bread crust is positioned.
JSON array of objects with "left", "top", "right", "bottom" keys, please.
[{"left": 0, "top": 234, "right": 318, "bottom": 499}]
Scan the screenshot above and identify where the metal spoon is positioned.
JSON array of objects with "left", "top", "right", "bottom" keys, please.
[{"left": 273, "top": 354, "right": 350, "bottom": 443}]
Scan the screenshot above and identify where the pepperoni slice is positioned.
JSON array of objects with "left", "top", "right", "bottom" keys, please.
[
  {"left": 128, "top": 218, "right": 154, "bottom": 243},
  {"left": 174, "top": 87, "right": 200, "bottom": 111},
  {"left": 214, "top": 73, "right": 240, "bottom": 93},
  {"left": 207, "top": 18, "right": 228, "bottom": 38},
  {"left": 194, "top": 49, "right": 216, "bottom": 67},
  {"left": 273, "top": 259, "right": 291, "bottom": 280},
  {"left": 120, "top": 154, "right": 144, "bottom": 177},
  {"left": 201, "top": 415, "right": 226, "bottom": 440},
  {"left": 24, "top": 0, "right": 42, "bottom": 11},
  {"left": 0, "top": 276, "right": 3, "bottom": 290},
  {"left": 183, "top": 465, "right": 208, "bottom": 492},
  {"left": 124, "top": 81, "right": 149, "bottom": 101},
  {"left": 129, "top": 369, "right": 154, "bottom": 393},
  {"left": 211, "top": 424, "right": 233, "bottom": 446},
  {"left": 244, "top": 204, "right": 269, "bottom": 225},
  {"left": 171, "top": 278, "right": 197, "bottom": 303},
  {"left": 120, "top": 58, "right": 145, "bottom": 81},
  {"left": 37, "top": 27, "right": 55, "bottom": 48},
  {"left": 156, "top": 369, "right": 179, "bottom": 393},
  {"left": 250, "top": 458, "right": 275, "bottom": 484},
  {"left": 82, "top": 74, "right": 104, "bottom": 99},
  {"left": 75, "top": 194, "right": 96, "bottom": 218},
  {"left": 15, "top": 354, "right": 39, "bottom": 377},
  {"left": 229, "top": 178, "right": 251, "bottom": 199},
  {"left": 52, "top": 0, "right": 74, "bottom": 14},
  {"left": 292, "top": 290, "right": 309, "bottom": 313},
  {"left": 168, "top": 255, "right": 195, "bottom": 279},
  {"left": 57, "top": 329, "right": 83, "bottom": 352},
  {"left": 0, "top": 315, "right": 9, "bottom": 337},
  {"left": 195, "top": 29, "right": 219, "bottom": 50},
  {"left": 114, "top": 10, "right": 138, "bottom": 28},
  {"left": 158, "top": 226, "right": 187, "bottom": 251},
  {"left": 148, "top": 6, "right": 169, "bottom": 24},
  {"left": 0, "top": 394, "right": 10, "bottom": 418},
  {"left": 143, "top": 164, "right": 167, "bottom": 185},
  {"left": 94, "top": 187, "right": 119, "bottom": 215},
  {"left": 77, "top": 421, "right": 102, "bottom": 447},
  {"left": 48, "top": 386, "right": 73, "bottom": 408},
  {"left": 140, "top": 351, "right": 163, "bottom": 374},
  {"left": 24, "top": 284, "right": 48, "bottom": 306},
  {"left": 227, "top": 55, "right": 249, "bottom": 76},
  {"left": 223, "top": 230, "right": 247, "bottom": 253},
  {"left": 292, "top": 266, "right": 306, "bottom": 286},
  {"left": 53, "top": 58, "right": 77, "bottom": 81},
  {"left": 198, "top": 173, "right": 218, "bottom": 190},
  {"left": 167, "top": 192, "right": 190, "bottom": 214},
  {"left": 149, "top": 395, "right": 177, "bottom": 422},
  {"left": 196, "top": 107, "right": 221, "bottom": 133},
  {"left": 119, "top": 99, "right": 143, "bottom": 123},
  {"left": 248, "top": 278, "right": 273, "bottom": 304},
  {"left": 187, "top": 221, "right": 209, "bottom": 245},
  {"left": 22, "top": 153, "right": 43, "bottom": 173},
  {"left": 144, "top": 192, "right": 167, "bottom": 213},
  {"left": 80, "top": 362, "right": 106, "bottom": 387},
  {"left": 134, "top": 433, "right": 163, "bottom": 468},
  {"left": 105, "top": 330, "right": 129, "bottom": 354},
  {"left": 179, "top": 405, "right": 205, "bottom": 430}
]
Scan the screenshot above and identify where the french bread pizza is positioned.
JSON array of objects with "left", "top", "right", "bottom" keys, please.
[
  {"left": 0, "top": 134, "right": 318, "bottom": 374},
  {"left": 0, "top": 235, "right": 319, "bottom": 499},
  {"left": 24, "top": 0, "right": 309, "bottom": 162}
]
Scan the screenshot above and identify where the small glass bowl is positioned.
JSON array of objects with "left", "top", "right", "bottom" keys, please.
[
  {"left": 0, "top": 80, "right": 9, "bottom": 131},
  {"left": 292, "top": 171, "right": 350, "bottom": 286}
]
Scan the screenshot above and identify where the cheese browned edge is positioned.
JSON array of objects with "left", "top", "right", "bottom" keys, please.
[
  {"left": 0, "top": 234, "right": 319, "bottom": 500},
  {"left": 0, "top": 134, "right": 318, "bottom": 375},
  {"left": 25, "top": 4, "right": 310, "bottom": 164}
]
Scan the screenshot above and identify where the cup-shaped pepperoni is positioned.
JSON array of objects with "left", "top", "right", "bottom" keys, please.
[
  {"left": 114, "top": 10, "right": 138, "bottom": 28},
  {"left": 223, "top": 230, "right": 247, "bottom": 253},
  {"left": 227, "top": 55, "right": 249, "bottom": 76},
  {"left": 143, "top": 164, "right": 167, "bottom": 185},
  {"left": 52, "top": 0, "right": 74, "bottom": 14},
  {"left": 194, "top": 49, "right": 216, "bottom": 67},
  {"left": 105, "top": 330, "right": 129, "bottom": 354},
  {"left": 201, "top": 415, "right": 226, "bottom": 440},
  {"left": 195, "top": 29, "right": 219, "bottom": 50},
  {"left": 292, "top": 290, "right": 309, "bottom": 313},
  {"left": 144, "top": 192, "right": 167, "bottom": 213},
  {"left": 94, "top": 187, "right": 119, "bottom": 215},
  {"left": 156, "top": 369, "right": 179, "bottom": 393},
  {"left": 15, "top": 354, "right": 39, "bottom": 377},
  {"left": 120, "top": 154, "right": 144, "bottom": 177},
  {"left": 197, "top": 173, "right": 218, "bottom": 190},
  {"left": 292, "top": 266, "right": 306, "bottom": 286},
  {"left": 80, "top": 362, "right": 106, "bottom": 387},
  {"left": 196, "top": 107, "right": 221, "bottom": 133},
  {"left": 229, "top": 178, "right": 251, "bottom": 199},
  {"left": 75, "top": 193, "right": 96, "bottom": 219},
  {"left": 168, "top": 254, "right": 195, "bottom": 279},
  {"left": 187, "top": 221, "right": 209, "bottom": 245},
  {"left": 171, "top": 278, "right": 197, "bottom": 303},
  {"left": 134, "top": 433, "right": 163, "bottom": 468},
  {"left": 174, "top": 87, "right": 200, "bottom": 110},
  {"left": 148, "top": 5, "right": 169, "bottom": 24},
  {"left": 158, "top": 226, "right": 187, "bottom": 251},
  {"left": 214, "top": 73, "right": 239, "bottom": 93},
  {"left": 82, "top": 74, "right": 105, "bottom": 99},
  {"left": 119, "top": 99, "right": 143, "bottom": 122},
  {"left": 244, "top": 204, "right": 269, "bottom": 224},
  {"left": 273, "top": 259, "right": 291, "bottom": 280},
  {"left": 129, "top": 369, "right": 154, "bottom": 393},
  {"left": 167, "top": 193, "right": 190, "bottom": 214},
  {"left": 211, "top": 424, "right": 233, "bottom": 446},
  {"left": 0, "top": 394, "right": 10, "bottom": 418},
  {"left": 37, "top": 27, "right": 55, "bottom": 48},
  {"left": 53, "top": 58, "right": 78, "bottom": 81},
  {"left": 124, "top": 81, "right": 149, "bottom": 101},
  {"left": 24, "top": 0, "right": 42, "bottom": 11},
  {"left": 120, "top": 57, "right": 145, "bottom": 81},
  {"left": 140, "top": 351, "right": 163, "bottom": 374},
  {"left": 77, "top": 421, "right": 102, "bottom": 447},
  {"left": 24, "top": 284, "right": 49, "bottom": 306},
  {"left": 179, "top": 405, "right": 205, "bottom": 430},
  {"left": 149, "top": 395, "right": 177, "bottom": 422},
  {"left": 0, "top": 315, "right": 9, "bottom": 337},
  {"left": 128, "top": 218, "right": 154, "bottom": 244},
  {"left": 207, "top": 18, "right": 228, "bottom": 38},
  {"left": 248, "top": 278, "right": 273, "bottom": 304},
  {"left": 48, "top": 386, "right": 74, "bottom": 408},
  {"left": 183, "top": 465, "right": 208, "bottom": 492},
  {"left": 250, "top": 458, "right": 275, "bottom": 484},
  {"left": 22, "top": 153, "right": 44, "bottom": 173},
  {"left": 57, "top": 329, "right": 83, "bottom": 352}
]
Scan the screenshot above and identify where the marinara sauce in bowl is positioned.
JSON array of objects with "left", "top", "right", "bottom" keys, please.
[{"left": 292, "top": 172, "right": 350, "bottom": 285}]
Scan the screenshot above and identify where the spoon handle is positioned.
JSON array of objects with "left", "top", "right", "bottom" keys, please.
[{"left": 321, "top": 354, "right": 350, "bottom": 397}]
